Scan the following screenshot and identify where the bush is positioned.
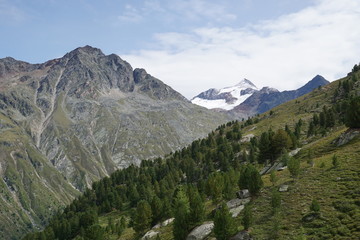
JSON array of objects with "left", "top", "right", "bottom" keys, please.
[{"left": 310, "top": 199, "right": 320, "bottom": 212}]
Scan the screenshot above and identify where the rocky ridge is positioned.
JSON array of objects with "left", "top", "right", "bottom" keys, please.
[
  {"left": 192, "top": 75, "right": 329, "bottom": 118},
  {"left": 0, "top": 46, "right": 229, "bottom": 239}
]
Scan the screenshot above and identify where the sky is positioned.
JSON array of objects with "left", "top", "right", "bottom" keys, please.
[{"left": 1, "top": 0, "right": 360, "bottom": 99}]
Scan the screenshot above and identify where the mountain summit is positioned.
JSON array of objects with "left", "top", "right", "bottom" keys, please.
[
  {"left": 191, "top": 79, "right": 259, "bottom": 110},
  {"left": 0, "top": 46, "right": 229, "bottom": 239},
  {"left": 192, "top": 75, "right": 329, "bottom": 118}
]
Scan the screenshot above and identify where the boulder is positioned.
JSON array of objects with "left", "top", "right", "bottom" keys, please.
[
  {"left": 227, "top": 198, "right": 250, "bottom": 209},
  {"left": 279, "top": 185, "right": 289, "bottom": 192},
  {"left": 153, "top": 217, "right": 175, "bottom": 229},
  {"left": 289, "top": 148, "right": 302, "bottom": 157},
  {"left": 162, "top": 217, "right": 174, "bottom": 227},
  {"left": 332, "top": 129, "right": 360, "bottom": 146},
  {"left": 229, "top": 205, "right": 245, "bottom": 217},
  {"left": 186, "top": 221, "right": 214, "bottom": 240},
  {"left": 230, "top": 231, "right": 253, "bottom": 240},
  {"left": 141, "top": 230, "right": 159, "bottom": 240},
  {"left": 236, "top": 189, "right": 250, "bottom": 199},
  {"left": 302, "top": 212, "right": 320, "bottom": 222},
  {"left": 241, "top": 134, "right": 254, "bottom": 143}
]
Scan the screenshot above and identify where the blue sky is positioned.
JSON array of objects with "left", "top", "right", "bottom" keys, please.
[{"left": 1, "top": 0, "right": 360, "bottom": 98}]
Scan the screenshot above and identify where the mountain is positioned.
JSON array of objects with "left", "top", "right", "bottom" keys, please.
[
  {"left": 0, "top": 46, "right": 229, "bottom": 239},
  {"left": 191, "top": 79, "right": 258, "bottom": 110},
  {"left": 192, "top": 75, "right": 330, "bottom": 118},
  {"left": 231, "top": 75, "right": 329, "bottom": 116},
  {"left": 25, "top": 65, "right": 360, "bottom": 240}
]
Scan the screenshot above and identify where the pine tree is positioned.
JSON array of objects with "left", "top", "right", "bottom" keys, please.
[
  {"left": 287, "top": 157, "right": 300, "bottom": 179},
  {"left": 151, "top": 196, "right": 163, "bottom": 225},
  {"left": 207, "top": 172, "right": 224, "bottom": 202},
  {"left": 272, "top": 129, "right": 292, "bottom": 158},
  {"left": 332, "top": 154, "right": 340, "bottom": 168},
  {"left": 173, "top": 187, "right": 190, "bottom": 240},
  {"left": 133, "top": 200, "right": 152, "bottom": 235},
  {"left": 188, "top": 186, "right": 205, "bottom": 227},
  {"left": 214, "top": 203, "right": 236, "bottom": 240},
  {"left": 271, "top": 189, "right": 281, "bottom": 213},
  {"left": 242, "top": 204, "right": 253, "bottom": 230},
  {"left": 258, "top": 132, "right": 271, "bottom": 163},
  {"left": 346, "top": 96, "right": 360, "bottom": 128},
  {"left": 270, "top": 170, "right": 277, "bottom": 186}
]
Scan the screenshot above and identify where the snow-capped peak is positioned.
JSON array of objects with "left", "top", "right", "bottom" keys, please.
[{"left": 191, "top": 79, "right": 259, "bottom": 110}]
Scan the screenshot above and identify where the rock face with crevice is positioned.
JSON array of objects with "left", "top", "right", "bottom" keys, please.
[{"left": 0, "top": 46, "right": 229, "bottom": 239}]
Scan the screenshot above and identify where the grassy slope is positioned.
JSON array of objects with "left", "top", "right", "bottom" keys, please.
[{"left": 35, "top": 71, "right": 360, "bottom": 240}]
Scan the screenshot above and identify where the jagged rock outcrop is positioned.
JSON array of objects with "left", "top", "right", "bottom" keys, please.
[
  {"left": 332, "top": 129, "right": 360, "bottom": 146},
  {"left": 0, "top": 46, "right": 229, "bottom": 239}
]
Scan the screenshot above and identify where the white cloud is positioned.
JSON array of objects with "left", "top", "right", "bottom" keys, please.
[{"left": 122, "top": 0, "right": 360, "bottom": 99}]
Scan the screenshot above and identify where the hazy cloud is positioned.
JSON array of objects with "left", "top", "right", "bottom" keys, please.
[
  {"left": 118, "top": 0, "right": 237, "bottom": 24},
  {"left": 0, "top": 0, "right": 26, "bottom": 24},
  {"left": 118, "top": 4, "right": 143, "bottom": 23},
  {"left": 122, "top": 0, "right": 360, "bottom": 99}
]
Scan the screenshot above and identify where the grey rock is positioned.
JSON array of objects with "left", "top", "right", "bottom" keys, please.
[
  {"left": 289, "top": 148, "right": 302, "bottom": 157},
  {"left": 230, "top": 231, "right": 254, "bottom": 240},
  {"left": 241, "top": 134, "right": 254, "bottom": 143},
  {"left": 142, "top": 230, "right": 159, "bottom": 240},
  {"left": 227, "top": 198, "right": 250, "bottom": 209},
  {"left": 236, "top": 189, "right": 250, "bottom": 199},
  {"left": 153, "top": 217, "right": 174, "bottom": 229},
  {"left": 332, "top": 130, "right": 360, "bottom": 146},
  {"left": 186, "top": 222, "right": 214, "bottom": 240},
  {"left": 279, "top": 185, "right": 289, "bottom": 192},
  {"left": 229, "top": 205, "right": 245, "bottom": 217}
]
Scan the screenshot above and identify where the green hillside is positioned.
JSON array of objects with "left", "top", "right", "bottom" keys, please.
[{"left": 24, "top": 65, "right": 360, "bottom": 240}]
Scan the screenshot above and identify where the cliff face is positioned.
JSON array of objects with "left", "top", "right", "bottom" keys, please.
[{"left": 0, "top": 46, "right": 229, "bottom": 239}]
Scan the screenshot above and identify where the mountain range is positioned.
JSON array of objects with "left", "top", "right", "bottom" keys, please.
[
  {"left": 0, "top": 46, "right": 229, "bottom": 239},
  {"left": 192, "top": 75, "right": 330, "bottom": 118},
  {"left": 23, "top": 62, "right": 360, "bottom": 240}
]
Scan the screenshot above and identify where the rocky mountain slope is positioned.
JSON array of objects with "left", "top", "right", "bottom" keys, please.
[
  {"left": 231, "top": 75, "right": 329, "bottom": 116},
  {"left": 0, "top": 46, "right": 229, "bottom": 239},
  {"left": 192, "top": 75, "right": 329, "bottom": 118},
  {"left": 25, "top": 64, "right": 360, "bottom": 240}
]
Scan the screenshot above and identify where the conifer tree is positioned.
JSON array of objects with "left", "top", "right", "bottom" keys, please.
[
  {"left": 214, "top": 203, "right": 236, "bottom": 240},
  {"left": 188, "top": 186, "right": 205, "bottom": 227},
  {"left": 346, "top": 96, "right": 360, "bottom": 128},
  {"left": 133, "top": 200, "right": 152, "bottom": 235},
  {"left": 258, "top": 132, "right": 271, "bottom": 163},
  {"left": 239, "top": 164, "right": 263, "bottom": 195},
  {"left": 271, "top": 189, "right": 281, "bottom": 213},
  {"left": 151, "top": 196, "right": 163, "bottom": 225},
  {"left": 242, "top": 204, "right": 253, "bottom": 231},
  {"left": 287, "top": 157, "right": 300, "bottom": 179},
  {"left": 173, "top": 187, "right": 190, "bottom": 240},
  {"left": 207, "top": 172, "right": 224, "bottom": 202}
]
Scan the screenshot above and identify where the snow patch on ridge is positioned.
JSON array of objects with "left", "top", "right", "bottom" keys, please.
[
  {"left": 192, "top": 93, "right": 253, "bottom": 110},
  {"left": 191, "top": 79, "right": 258, "bottom": 110}
]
